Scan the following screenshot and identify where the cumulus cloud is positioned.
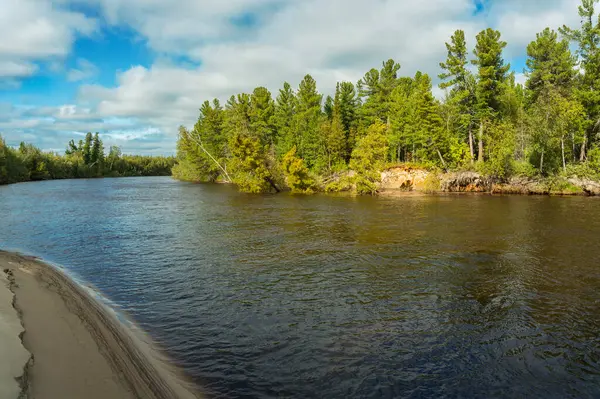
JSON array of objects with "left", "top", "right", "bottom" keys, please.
[
  {"left": 2, "top": 0, "right": 588, "bottom": 154},
  {"left": 0, "top": 0, "right": 96, "bottom": 81}
]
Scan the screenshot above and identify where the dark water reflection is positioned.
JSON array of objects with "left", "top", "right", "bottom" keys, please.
[{"left": 1, "top": 177, "right": 600, "bottom": 398}]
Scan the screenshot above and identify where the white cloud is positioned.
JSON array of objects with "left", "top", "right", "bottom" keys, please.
[
  {"left": 485, "top": 0, "right": 580, "bottom": 57},
  {"left": 514, "top": 73, "right": 527, "bottom": 87},
  {"left": 67, "top": 58, "right": 99, "bottom": 82},
  {"left": 2, "top": 0, "right": 588, "bottom": 154},
  {"left": 0, "top": 0, "right": 96, "bottom": 80},
  {"left": 0, "top": 60, "right": 38, "bottom": 78},
  {"left": 75, "top": 0, "right": 484, "bottom": 139},
  {"left": 0, "top": 0, "right": 96, "bottom": 58}
]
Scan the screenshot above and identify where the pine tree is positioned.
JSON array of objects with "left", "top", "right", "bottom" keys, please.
[
  {"left": 336, "top": 82, "right": 359, "bottom": 160},
  {"left": 91, "top": 133, "right": 103, "bottom": 164},
  {"left": 83, "top": 132, "right": 93, "bottom": 165},
  {"left": 526, "top": 28, "right": 577, "bottom": 101},
  {"left": 560, "top": 0, "right": 600, "bottom": 160},
  {"left": 293, "top": 74, "right": 323, "bottom": 169},
  {"left": 439, "top": 29, "right": 477, "bottom": 162},
  {"left": 472, "top": 28, "right": 510, "bottom": 162},
  {"left": 320, "top": 92, "right": 347, "bottom": 171},
  {"left": 350, "top": 121, "right": 389, "bottom": 195},
  {"left": 249, "top": 87, "right": 276, "bottom": 146},
  {"left": 358, "top": 59, "right": 401, "bottom": 129},
  {"left": 274, "top": 82, "right": 297, "bottom": 158},
  {"left": 324, "top": 95, "right": 334, "bottom": 120},
  {"left": 282, "top": 146, "right": 315, "bottom": 193}
]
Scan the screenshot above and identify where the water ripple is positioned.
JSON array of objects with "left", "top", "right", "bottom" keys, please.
[{"left": 1, "top": 178, "right": 600, "bottom": 398}]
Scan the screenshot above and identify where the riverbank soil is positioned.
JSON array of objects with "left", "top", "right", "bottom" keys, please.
[{"left": 0, "top": 251, "right": 200, "bottom": 399}]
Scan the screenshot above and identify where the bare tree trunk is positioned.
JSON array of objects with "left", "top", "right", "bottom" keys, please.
[
  {"left": 190, "top": 135, "right": 232, "bottom": 183},
  {"left": 580, "top": 133, "right": 587, "bottom": 161},
  {"left": 561, "top": 136, "right": 566, "bottom": 173},
  {"left": 478, "top": 121, "right": 484, "bottom": 162},
  {"left": 436, "top": 148, "right": 447, "bottom": 170},
  {"left": 540, "top": 149, "right": 544, "bottom": 175},
  {"left": 572, "top": 132, "right": 576, "bottom": 162},
  {"left": 468, "top": 126, "right": 474, "bottom": 164},
  {"left": 560, "top": 135, "right": 567, "bottom": 172}
]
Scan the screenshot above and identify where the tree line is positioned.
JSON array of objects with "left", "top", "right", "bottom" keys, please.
[
  {"left": 175, "top": 0, "right": 600, "bottom": 194},
  {"left": 0, "top": 132, "right": 176, "bottom": 185}
]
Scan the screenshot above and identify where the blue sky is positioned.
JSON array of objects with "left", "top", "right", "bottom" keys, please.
[{"left": 1, "top": 0, "right": 581, "bottom": 155}]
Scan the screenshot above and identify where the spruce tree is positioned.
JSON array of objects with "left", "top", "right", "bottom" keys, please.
[
  {"left": 472, "top": 28, "right": 510, "bottom": 162},
  {"left": 83, "top": 132, "right": 93, "bottom": 165},
  {"left": 439, "top": 29, "right": 477, "bottom": 162},
  {"left": 293, "top": 75, "right": 323, "bottom": 169},
  {"left": 274, "top": 82, "right": 297, "bottom": 157},
  {"left": 249, "top": 87, "right": 276, "bottom": 146},
  {"left": 526, "top": 28, "right": 577, "bottom": 101}
]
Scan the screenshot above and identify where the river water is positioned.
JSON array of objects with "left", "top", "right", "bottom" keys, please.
[{"left": 1, "top": 176, "right": 599, "bottom": 398}]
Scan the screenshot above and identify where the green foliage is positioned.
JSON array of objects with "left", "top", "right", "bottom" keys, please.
[
  {"left": 0, "top": 133, "right": 174, "bottom": 186},
  {"left": 273, "top": 82, "right": 297, "bottom": 158},
  {"left": 479, "top": 122, "right": 516, "bottom": 179},
  {"left": 229, "top": 132, "right": 277, "bottom": 194},
  {"left": 350, "top": 122, "right": 388, "bottom": 195},
  {"left": 473, "top": 28, "right": 510, "bottom": 117},
  {"left": 282, "top": 146, "right": 315, "bottom": 194},
  {"left": 588, "top": 147, "right": 600, "bottom": 172},
  {"left": 293, "top": 75, "right": 324, "bottom": 169},
  {"left": 560, "top": 0, "right": 600, "bottom": 157},
  {"left": 512, "top": 160, "right": 538, "bottom": 178},
  {"left": 526, "top": 28, "right": 577, "bottom": 102},
  {"left": 172, "top": 0, "right": 600, "bottom": 195},
  {"left": 439, "top": 30, "right": 477, "bottom": 163},
  {"left": 423, "top": 173, "right": 441, "bottom": 194},
  {"left": 324, "top": 175, "right": 354, "bottom": 193}
]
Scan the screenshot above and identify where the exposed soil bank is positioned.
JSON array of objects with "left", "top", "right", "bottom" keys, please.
[
  {"left": 378, "top": 166, "right": 600, "bottom": 196},
  {"left": 0, "top": 251, "right": 201, "bottom": 399}
]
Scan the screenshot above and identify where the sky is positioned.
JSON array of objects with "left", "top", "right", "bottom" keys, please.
[{"left": 0, "top": 0, "right": 583, "bottom": 155}]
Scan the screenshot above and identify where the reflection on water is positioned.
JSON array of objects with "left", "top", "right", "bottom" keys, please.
[{"left": 1, "top": 177, "right": 600, "bottom": 398}]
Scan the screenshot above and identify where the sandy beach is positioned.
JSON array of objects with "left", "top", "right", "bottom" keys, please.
[{"left": 0, "top": 251, "right": 201, "bottom": 399}]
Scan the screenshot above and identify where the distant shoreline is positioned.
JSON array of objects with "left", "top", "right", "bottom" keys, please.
[{"left": 0, "top": 250, "right": 201, "bottom": 399}]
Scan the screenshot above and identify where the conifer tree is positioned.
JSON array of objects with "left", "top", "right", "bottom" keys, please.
[
  {"left": 472, "top": 28, "right": 510, "bottom": 161},
  {"left": 249, "top": 87, "right": 276, "bottom": 146},
  {"left": 560, "top": 0, "right": 600, "bottom": 160},
  {"left": 274, "top": 82, "right": 297, "bottom": 157},
  {"left": 83, "top": 132, "right": 93, "bottom": 165},
  {"left": 293, "top": 75, "right": 323, "bottom": 169},
  {"left": 439, "top": 29, "right": 477, "bottom": 162},
  {"left": 526, "top": 28, "right": 577, "bottom": 101}
]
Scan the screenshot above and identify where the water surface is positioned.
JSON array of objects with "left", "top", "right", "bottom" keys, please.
[{"left": 1, "top": 177, "right": 600, "bottom": 398}]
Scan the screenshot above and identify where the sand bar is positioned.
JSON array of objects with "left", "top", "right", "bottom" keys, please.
[{"left": 0, "top": 250, "right": 201, "bottom": 399}]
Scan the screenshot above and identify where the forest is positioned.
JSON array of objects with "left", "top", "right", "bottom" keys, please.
[
  {"left": 0, "top": 132, "right": 175, "bottom": 185},
  {"left": 174, "top": 0, "right": 600, "bottom": 194}
]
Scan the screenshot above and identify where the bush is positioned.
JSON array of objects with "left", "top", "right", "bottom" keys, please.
[
  {"left": 423, "top": 173, "right": 441, "bottom": 193},
  {"left": 349, "top": 121, "right": 388, "bottom": 195},
  {"left": 512, "top": 160, "right": 538, "bottom": 178},
  {"left": 282, "top": 147, "right": 316, "bottom": 194}
]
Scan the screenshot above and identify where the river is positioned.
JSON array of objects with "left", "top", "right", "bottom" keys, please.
[{"left": 1, "top": 176, "right": 599, "bottom": 398}]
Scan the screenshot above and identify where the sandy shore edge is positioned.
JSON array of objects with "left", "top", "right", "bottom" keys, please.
[{"left": 0, "top": 250, "right": 201, "bottom": 399}]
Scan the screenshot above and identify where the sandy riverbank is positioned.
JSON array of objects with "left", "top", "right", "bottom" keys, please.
[{"left": 0, "top": 251, "right": 201, "bottom": 399}]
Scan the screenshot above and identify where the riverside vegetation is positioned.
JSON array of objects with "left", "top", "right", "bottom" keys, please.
[
  {"left": 0, "top": 132, "right": 175, "bottom": 185},
  {"left": 174, "top": 0, "right": 600, "bottom": 195}
]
